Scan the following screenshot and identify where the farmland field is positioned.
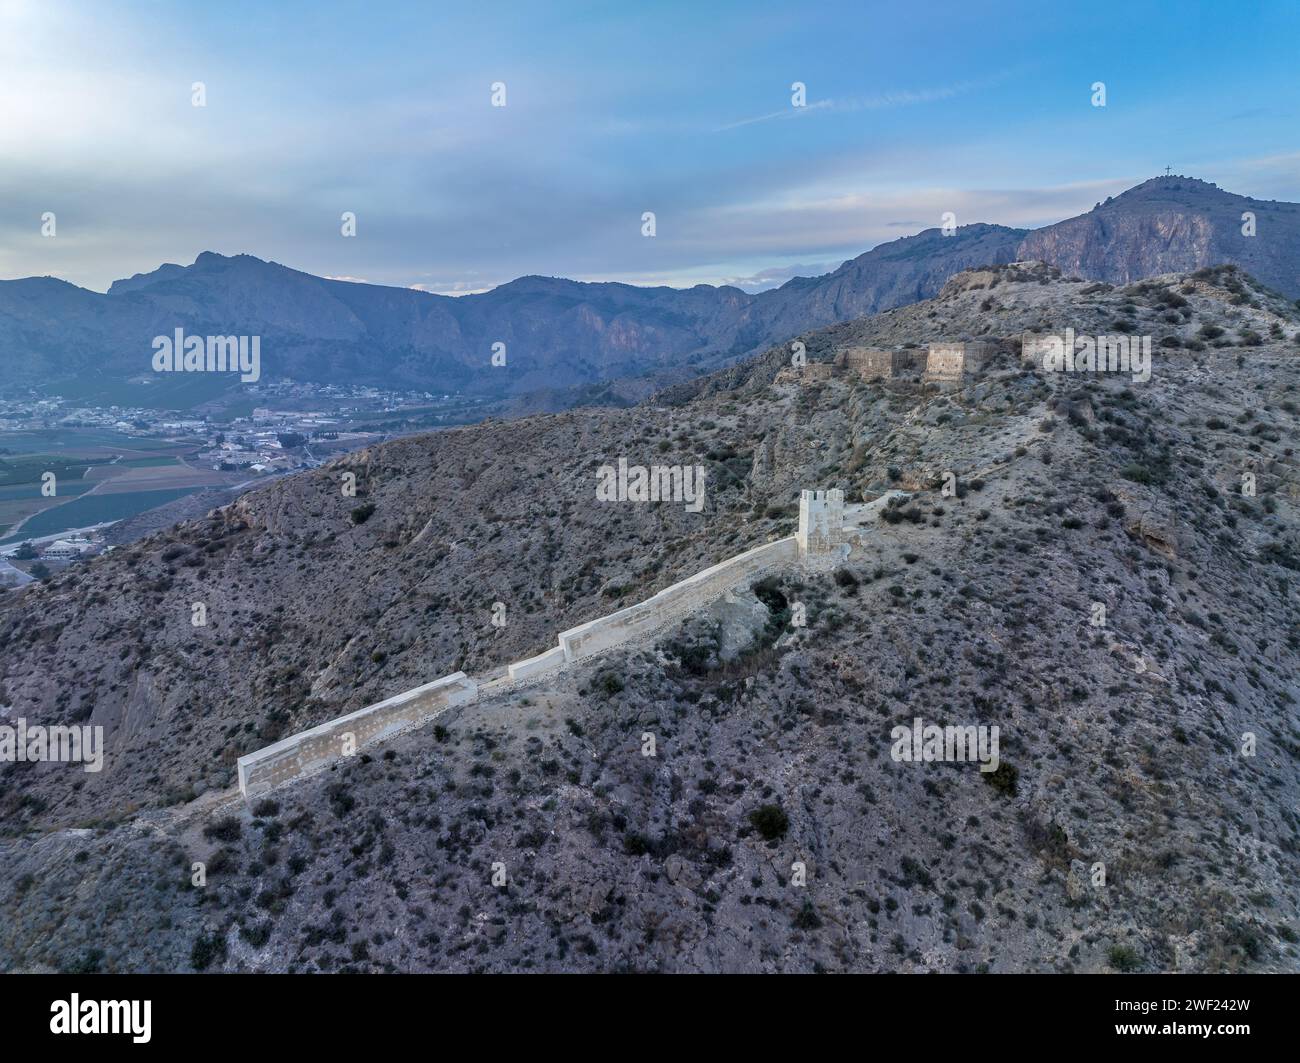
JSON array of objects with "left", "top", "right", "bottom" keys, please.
[
  {"left": 0, "top": 455, "right": 112, "bottom": 486},
  {"left": 0, "top": 487, "right": 205, "bottom": 544},
  {"left": 0, "top": 430, "right": 242, "bottom": 545},
  {"left": 0, "top": 428, "right": 193, "bottom": 456},
  {"left": 0, "top": 481, "right": 96, "bottom": 502}
]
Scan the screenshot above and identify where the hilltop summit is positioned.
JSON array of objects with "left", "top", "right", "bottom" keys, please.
[{"left": 1020, "top": 175, "right": 1300, "bottom": 296}]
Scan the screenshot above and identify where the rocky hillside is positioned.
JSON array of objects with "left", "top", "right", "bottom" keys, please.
[
  {"left": 4, "top": 177, "right": 1296, "bottom": 409},
  {"left": 1, "top": 266, "right": 1298, "bottom": 973},
  {"left": 1021, "top": 176, "right": 1300, "bottom": 297}
]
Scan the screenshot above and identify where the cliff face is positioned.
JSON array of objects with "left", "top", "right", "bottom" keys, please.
[
  {"left": 1022, "top": 210, "right": 1216, "bottom": 280},
  {"left": 1018, "top": 177, "right": 1300, "bottom": 296}
]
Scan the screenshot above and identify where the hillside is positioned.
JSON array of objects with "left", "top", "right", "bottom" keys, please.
[{"left": 1, "top": 265, "right": 1298, "bottom": 973}]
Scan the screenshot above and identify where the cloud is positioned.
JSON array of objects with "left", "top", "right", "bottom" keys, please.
[
  {"left": 715, "top": 68, "right": 1025, "bottom": 132},
  {"left": 2, "top": 7, "right": 1296, "bottom": 302},
  {"left": 712, "top": 262, "right": 841, "bottom": 292},
  {"left": 714, "top": 99, "right": 832, "bottom": 131},
  {"left": 408, "top": 282, "right": 494, "bottom": 297}
]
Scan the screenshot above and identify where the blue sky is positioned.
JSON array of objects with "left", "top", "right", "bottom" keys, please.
[{"left": 2, "top": 0, "right": 1298, "bottom": 293}]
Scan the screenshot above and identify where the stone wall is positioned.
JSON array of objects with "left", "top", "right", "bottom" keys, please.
[
  {"left": 924, "top": 341, "right": 997, "bottom": 384},
  {"left": 236, "top": 484, "right": 891, "bottom": 802},
  {"left": 236, "top": 672, "right": 477, "bottom": 798},
  {"left": 843, "top": 489, "right": 908, "bottom": 529},
  {"left": 774, "top": 362, "right": 834, "bottom": 384},
  {"left": 506, "top": 645, "right": 566, "bottom": 682},
  {"left": 558, "top": 537, "right": 798, "bottom": 662},
  {"left": 839, "top": 346, "right": 917, "bottom": 380},
  {"left": 1021, "top": 332, "right": 1058, "bottom": 368}
]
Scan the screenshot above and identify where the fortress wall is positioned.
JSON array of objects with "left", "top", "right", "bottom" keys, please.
[
  {"left": 926, "top": 341, "right": 999, "bottom": 383},
  {"left": 843, "top": 489, "right": 907, "bottom": 527},
  {"left": 841, "top": 347, "right": 915, "bottom": 380},
  {"left": 559, "top": 537, "right": 798, "bottom": 662},
  {"left": 1021, "top": 333, "right": 1057, "bottom": 366},
  {"left": 507, "top": 645, "right": 567, "bottom": 682},
  {"left": 237, "top": 491, "right": 853, "bottom": 802},
  {"left": 925, "top": 345, "right": 968, "bottom": 380},
  {"left": 237, "top": 672, "right": 477, "bottom": 799}
]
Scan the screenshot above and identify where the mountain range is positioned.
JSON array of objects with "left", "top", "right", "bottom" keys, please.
[{"left": 1, "top": 175, "right": 1297, "bottom": 408}]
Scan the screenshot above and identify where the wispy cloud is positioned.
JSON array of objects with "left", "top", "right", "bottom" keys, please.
[
  {"left": 714, "top": 99, "right": 832, "bottom": 131},
  {"left": 409, "top": 282, "right": 494, "bottom": 297},
  {"left": 714, "top": 69, "right": 1024, "bottom": 132}
]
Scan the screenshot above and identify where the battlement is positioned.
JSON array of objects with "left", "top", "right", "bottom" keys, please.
[{"left": 800, "top": 488, "right": 844, "bottom": 505}]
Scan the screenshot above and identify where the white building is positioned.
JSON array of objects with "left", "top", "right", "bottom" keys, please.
[{"left": 42, "top": 537, "right": 96, "bottom": 559}]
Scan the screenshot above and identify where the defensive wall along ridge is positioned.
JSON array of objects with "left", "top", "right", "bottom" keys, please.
[
  {"left": 236, "top": 672, "right": 477, "bottom": 798},
  {"left": 236, "top": 487, "right": 906, "bottom": 800}
]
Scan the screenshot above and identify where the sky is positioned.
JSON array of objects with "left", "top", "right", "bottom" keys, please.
[{"left": 2, "top": 0, "right": 1299, "bottom": 295}]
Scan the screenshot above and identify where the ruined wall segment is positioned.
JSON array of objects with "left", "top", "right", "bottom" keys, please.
[
  {"left": 924, "top": 340, "right": 998, "bottom": 385},
  {"left": 1021, "top": 332, "right": 1058, "bottom": 368},
  {"left": 839, "top": 346, "right": 918, "bottom": 380},
  {"left": 558, "top": 537, "right": 798, "bottom": 662},
  {"left": 237, "top": 672, "right": 477, "bottom": 798},
  {"left": 774, "top": 362, "right": 834, "bottom": 384}
]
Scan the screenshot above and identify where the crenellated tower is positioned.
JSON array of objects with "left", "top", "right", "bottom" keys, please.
[{"left": 797, "top": 488, "right": 844, "bottom": 556}]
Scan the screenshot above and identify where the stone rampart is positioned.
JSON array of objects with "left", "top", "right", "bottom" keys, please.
[
  {"left": 924, "top": 340, "right": 998, "bottom": 385},
  {"left": 237, "top": 672, "right": 477, "bottom": 798},
  {"left": 558, "top": 537, "right": 797, "bottom": 662},
  {"left": 236, "top": 485, "right": 900, "bottom": 802},
  {"left": 506, "top": 645, "right": 567, "bottom": 682},
  {"left": 839, "top": 346, "right": 917, "bottom": 380}
]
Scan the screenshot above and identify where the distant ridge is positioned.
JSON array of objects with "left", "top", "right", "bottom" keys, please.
[{"left": 1, "top": 176, "right": 1296, "bottom": 405}]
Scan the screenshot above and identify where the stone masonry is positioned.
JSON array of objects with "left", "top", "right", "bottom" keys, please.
[
  {"left": 836, "top": 346, "right": 920, "bottom": 381},
  {"left": 923, "top": 340, "right": 998, "bottom": 386},
  {"left": 796, "top": 488, "right": 845, "bottom": 555}
]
